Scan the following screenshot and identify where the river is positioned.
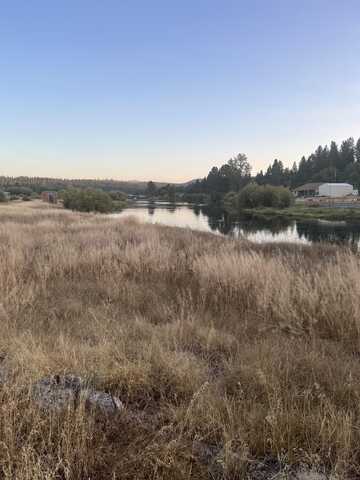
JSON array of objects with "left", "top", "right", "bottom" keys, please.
[{"left": 113, "top": 201, "right": 360, "bottom": 246}]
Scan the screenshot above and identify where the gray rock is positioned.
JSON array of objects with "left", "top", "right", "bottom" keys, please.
[
  {"left": 32, "top": 374, "right": 124, "bottom": 415},
  {"left": 83, "top": 389, "right": 124, "bottom": 415}
]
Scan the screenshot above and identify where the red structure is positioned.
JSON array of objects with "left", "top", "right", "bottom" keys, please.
[{"left": 41, "top": 191, "right": 58, "bottom": 204}]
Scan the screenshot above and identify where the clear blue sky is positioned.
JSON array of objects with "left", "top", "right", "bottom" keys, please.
[{"left": 1, "top": 0, "right": 359, "bottom": 181}]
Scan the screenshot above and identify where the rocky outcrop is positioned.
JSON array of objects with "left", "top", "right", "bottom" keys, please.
[{"left": 32, "top": 374, "right": 124, "bottom": 415}]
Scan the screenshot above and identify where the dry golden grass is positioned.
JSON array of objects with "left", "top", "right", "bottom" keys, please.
[{"left": 1, "top": 200, "right": 360, "bottom": 479}]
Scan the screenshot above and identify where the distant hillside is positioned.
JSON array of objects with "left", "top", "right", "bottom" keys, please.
[
  {"left": 0, "top": 176, "right": 188, "bottom": 194},
  {"left": 180, "top": 178, "right": 201, "bottom": 187}
]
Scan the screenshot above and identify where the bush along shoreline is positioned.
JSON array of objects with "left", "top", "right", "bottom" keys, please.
[
  {"left": 224, "top": 183, "right": 294, "bottom": 215},
  {"left": 61, "top": 188, "right": 127, "bottom": 213}
]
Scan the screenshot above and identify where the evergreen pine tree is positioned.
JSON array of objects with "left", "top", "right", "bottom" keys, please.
[
  {"left": 328, "top": 141, "right": 340, "bottom": 181},
  {"left": 355, "top": 138, "right": 360, "bottom": 163},
  {"left": 339, "top": 138, "right": 355, "bottom": 170}
]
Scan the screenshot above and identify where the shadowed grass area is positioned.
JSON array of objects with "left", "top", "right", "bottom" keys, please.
[{"left": 0, "top": 201, "right": 360, "bottom": 479}]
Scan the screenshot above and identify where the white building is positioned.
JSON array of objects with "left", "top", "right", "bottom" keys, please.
[
  {"left": 318, "top": 183, "right": 356, "bottom": 197},
  {"left": 294, "top": 182, "right": 358, "bottom": 198}
]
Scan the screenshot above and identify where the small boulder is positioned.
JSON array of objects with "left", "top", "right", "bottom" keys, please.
[
  {"left": 32, "top": 374, "right": 124, "bottom": 415},
  {"left": 83, "top": 389, "right": 124, "bottom": 415}
]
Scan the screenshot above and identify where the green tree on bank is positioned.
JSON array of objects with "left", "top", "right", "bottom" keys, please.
[
  {"left": 160, "top": 184, "right": 176, "bottom": 203},
  {"left": 185, "top": 153, "right": 252, "bottom": 200},
  {"left": 146, "top": 181, "right": 157, "bottom": 198}
]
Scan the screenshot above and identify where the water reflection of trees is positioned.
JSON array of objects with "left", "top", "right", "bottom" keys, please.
[
  {"left": 147, "top": 202, "right": 178, "bottom": 215},
  {"left": 202, "top": 205, "right": 295, "bottom": 236},
  {"left": 235, "top": 215, "right": 294, "bottom": 236},
  {"left": 167, "top": 203, "right": 177, "bottom": 213},
  {"left": 201, "top": 205, "right": 234, "bottom": 234},
  {"left": 296, "top": 221, "right": 360, "bottom": 246},
  {"left": 200, "top": 205, "right": 360, "bottom": 247},
  {"left": 138, "top": 201, "right": 360, "bottom": 247},
  {"left": 193, "top": 205, "right": 200, "bottom": 216}
]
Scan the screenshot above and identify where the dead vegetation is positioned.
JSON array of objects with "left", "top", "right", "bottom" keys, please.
[{"left": 0, "top": 201, "right": 360, "bottom": 479}]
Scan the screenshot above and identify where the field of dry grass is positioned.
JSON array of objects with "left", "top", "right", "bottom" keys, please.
[{"left": 1, "top": 201, "right": 360, "bottom": 479}]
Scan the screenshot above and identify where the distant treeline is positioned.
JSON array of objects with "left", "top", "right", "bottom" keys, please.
[
  {"left": 0, "top": 176, "right": 163, "bottom": 194},
  {"left": 185, "top": 137, "right": 360, "bottom": 201},
  {"left": 2, "top": 135, "right": 360, "bottom": 204},
  {"left": 255, "top": 137, "right": 360, "bottom": 188}
]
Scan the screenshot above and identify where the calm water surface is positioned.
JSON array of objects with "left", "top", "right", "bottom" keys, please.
[{"left": 114, "top": 202, "right": 360, "bottom": 246}]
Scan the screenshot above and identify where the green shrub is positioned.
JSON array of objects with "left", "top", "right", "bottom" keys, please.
[
  {"left": 7, "top": 186, "right": 33, "bottom": 196},
  {"left": 62, "top": 188, "right": 113, "bottom": 213},
  {"left": 223, "top": 191, "right": 240, "bottom": 214},
  {"left": 108, "top": 191, "right": 127, "bottom": 202},
  {"left": 0, "top": 191, "right": 7, "bottom": 203},
  {"left": 277, "top": 186, "right": 293, "bottom": 208},
  {"left": 225, "top": 183, "right": 293, "bottom": 213}
]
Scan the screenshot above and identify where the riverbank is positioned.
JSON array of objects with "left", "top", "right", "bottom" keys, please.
[
  {"left": 243, "top": 204, "right": 360, "bottom": 221},
  {"left": 1, "top": 202, "right": 360, "bottom": 479}
]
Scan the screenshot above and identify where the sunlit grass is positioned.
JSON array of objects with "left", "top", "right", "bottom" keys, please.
[{"left": 0, "top": 201, "right": 359, "bottom": 478}]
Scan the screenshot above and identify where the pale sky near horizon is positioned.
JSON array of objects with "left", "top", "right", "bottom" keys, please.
[{"left": 0, "top": 0, "right": 359, "bottom": 182}]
